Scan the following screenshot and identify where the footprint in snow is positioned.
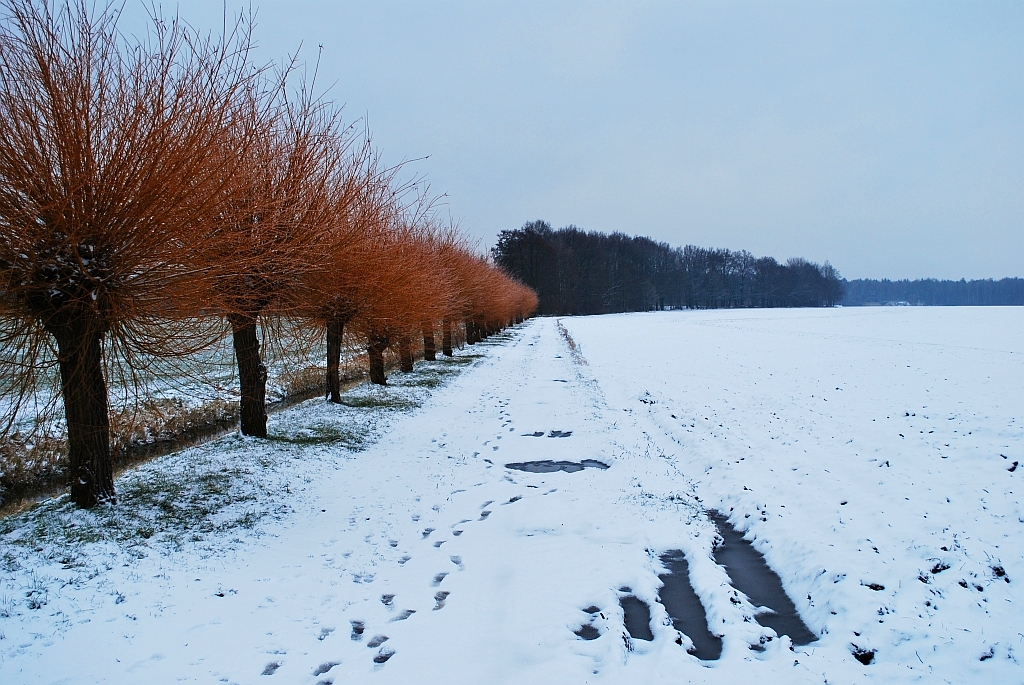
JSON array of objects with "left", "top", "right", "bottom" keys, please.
[
  {"left": 453, "top": 529, "right": 463, "bottom": 536},
  {"left": 433, "top": 540, "right": 446, "bottom": 548},
  {"left": 367, "top": 635, "right": 389, "bottom": 648},
  {"left": 350, "top": 620, "right": 365, "bottom": 641},
  {"left": 522, "top": 431, "right": 545, "bottom": 437},
  {"left": 389, "top": 609, "right": 415, "bottom": 622},
  {"left": 503, "top": 496, "right": 522, "bottom": 504},
  {"left": 421, "top": 528, "right": 435, "bottom": 539},
  {"left": 313, "top": 662, "right": 340, "bottom": 676},
  {"left": 450, "top": 555, "right": 464, "bottom": 570},
  {"left": 481, "top": 501, "right": 493, "bottom": 508},
  {"left": 433, "top": 591, "right": 450, "bottom": 610},
  {"left": 381, "top": 594, "right": 395, "bottom": 607},
  {"left": 317, "top": 627, "right": 334, "bottom": 641},
  {"left": 388, "top": 540, "right": 398, "bottom": 548},
  {"left": 398, "top": 555, "right": 411, "bottom": 565},
  {"left": 373, "top": 648, "right": 395, "bottom": 664},
  {"left": 480, "top": 510, "right": 491, "bottom": 520},
  {"left": 262, "top": 661, "right": 281, "bottom": 675},
  {"left": 432, "top": 572, "right": 448, "bottom": 586}
]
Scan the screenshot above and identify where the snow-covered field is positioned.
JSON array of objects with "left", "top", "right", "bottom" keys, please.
[{"left": 1, "top": 307, "right": 1022, "bottom": 684}]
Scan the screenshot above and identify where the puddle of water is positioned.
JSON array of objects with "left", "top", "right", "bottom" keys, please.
[
  {"left": 658, "top": 551, "right": 723, "bottom": 660},
  {"left": 504, "top": 459, "right": 609, "bottom": 473},
  {"left": 620, "top": 596, "right": 654, "bottom": 641},
  {"left": 709, "top": 512, "right": 818, "bottom": 645}
]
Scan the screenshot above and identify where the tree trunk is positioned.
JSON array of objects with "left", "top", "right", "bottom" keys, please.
[
  {"left": 441, "top": 317, "right": 453, "bottom": 356},
  {"left": 326, "top": 318, "right": 344, "bottom": 403},
  {"left": 229, "top": 314, "right": 267, "bottom": 437},
  {"left": 465, "top": 319, "right": 476, "bottom": 345},
  {"left": 422, "top": 323, "right": 436, "bottom": 361},
  {"left": 398, "top": 335, "right": 414, "bottom": 372},
  {"left": 51, "top": 321, "right": 114, "bottom": 508},
  {"left": 368, "top": 334, "right": 388, "bottom": 385}
]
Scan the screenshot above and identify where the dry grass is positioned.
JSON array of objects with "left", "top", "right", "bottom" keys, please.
[{"left": 557, "top": 319, "right": 588, "bottom": 365}]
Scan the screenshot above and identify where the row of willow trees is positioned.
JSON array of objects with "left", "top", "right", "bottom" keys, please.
[
  {"left": 493, "top": 221, "right": 844, "bottom": 316},
  {"left": 0, "top": 1, "right": 536, "bottom": 508}
]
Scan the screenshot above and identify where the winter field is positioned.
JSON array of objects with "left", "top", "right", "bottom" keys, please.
[{"left": 1, "top": 307, "right": 1022, "bottom": 684}]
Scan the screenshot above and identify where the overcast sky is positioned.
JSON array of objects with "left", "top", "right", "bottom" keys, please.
[{"left": 138, "top": 1, "right": 1021, "bottom": 280}]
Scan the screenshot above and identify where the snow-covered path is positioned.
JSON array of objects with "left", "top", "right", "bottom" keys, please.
[{"left": 2, "top": 310, "right": 1022, "bottom": 684}]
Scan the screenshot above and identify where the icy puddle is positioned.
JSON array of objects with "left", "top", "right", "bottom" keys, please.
[
  {"left": 504, "top": 459, "right": 609, "bottom": 473},
  {"left": 658, "top": 550, "right": 723, "bottom": 660},
  {"left": 619, "top": 593, "right": 655, "bottom": 641},
  {"left": 709, "top": 512, "right": 818, "bottom": 645}
]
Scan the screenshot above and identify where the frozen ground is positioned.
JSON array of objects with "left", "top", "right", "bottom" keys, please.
[{"left": 1, "top": 308, "right": 1022, "bottom": 684}]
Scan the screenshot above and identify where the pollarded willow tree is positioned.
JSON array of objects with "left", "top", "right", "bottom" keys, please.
[
  {"left": 293, "top": 145, "right": 401, "bottom": 402},
  {"left": 0, "top": 0, "right": 258, "bottom": 507},
  {"left": 203, "top": 72, "right": 352, "bottom": 437},
  {"left": 347, "top": 219, "right": 429, "bottom": 386}
]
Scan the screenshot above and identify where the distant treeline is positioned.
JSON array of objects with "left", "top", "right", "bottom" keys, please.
[
  {"left": 492, "top": 221, "right": 844, "bottom": 316},
  {"left": 842, "top": 278, "right": 1024, "bottom": 306}
]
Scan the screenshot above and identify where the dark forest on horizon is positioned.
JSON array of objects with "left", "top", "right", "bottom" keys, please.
[
  {"left": 843, "top": 277, "right": 1024, "bottom": 306},
  {"left": 492, "top": 221, "right": 843, "bottom": 316},
  {"left": 491, "top": 221, "right": 1024, "bottom": 316}
]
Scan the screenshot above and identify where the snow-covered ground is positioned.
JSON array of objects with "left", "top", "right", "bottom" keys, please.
[{"left": 1, "top": 308, "right": 1022, "bottom": 684}]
